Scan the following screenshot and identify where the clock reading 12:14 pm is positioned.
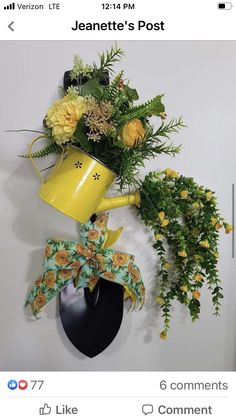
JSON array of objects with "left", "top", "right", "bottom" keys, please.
[{"left": 101, "top": 3, "right": 135, "bottom": 9}]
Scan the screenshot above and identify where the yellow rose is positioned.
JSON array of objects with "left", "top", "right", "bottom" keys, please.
[
  {"left": 35, "top": 277, "right": 42, "bottom": 287},
  {"left": 55, "top": 250, "right": 69, "bottom": 266},
  {"left": 161, "top": 219, "right": 169, "bottom": 227},
  {"left": 165, "top": 168, "right": 172, "bottom": 177},
  {"left": 193, "top": 273, "right": 204, "bottom": 282},
  {"left": 215, "top": 223, "right": 222, "bottom": 231},
  {"left": 46, "top": 95, "right": 87, "bottom": 144},
  {"left": 102, "top": 272, "right": 116, "bottom": 281},
  {"left": 164, "top": 168, "right": 179, "bottom": 178},
  {"left": 192, "top": 201, "right": 204, "bottom": 210},
  {"left": 160, "top": 331, "right": 167, "bottom": 340},
  {"left": 199, "top": 240, "right": 210, "bottom": 249},
  {"left": 60, "top": 270, "right": 72, "bottom": 279},
  {"left": 112, "top": 253, "right": 130, "bottom": 267},
  {"left": 88, "top": 229, "right": 100, "bottom": 241},
  {"left": 95, "top": 214, "right": 108, "bottom": 228},
  {"left": 178, "top": 250, "right": 187, "bottom": 257},
  {"left": 170, "top": 170, "right": 179, "bottom": 179},
  {"left": 225, "top": 224, "right": 233, "bottom": 234},
  {"left": 130, "top": 268, "right": 140, "bottom": 282},
  {"left": 211, "top": 217, "right": 217, "bottom": 226},
  {"left": 140, "top": 284, "right": 145, "bottom": 296},
  {"left": 156, "top": 296, "right": 165, "bottom": 305},
  {"left": 76, "top": 244, "right": 93, "bottom": 258},
  {"left": 89, "top": 276, "right": 99, "bottom": 286},
  {"left": 180, "top": 285, "right": 188, "bottom": 292},
  {"left": 44, "top": 271, "right": 56, "bottom": 288},
  {"left": 120, "top": 119, "right": 145, "bottom": 147},
  {"left": 70, "top": 260, "right": 81, "bottom": 269},
  {"left": 205, "top": 191, "right": 213, "bottom": 201},
  {"left": 180, "top": 190, "right": 189, "bottom": 199},
  {"left": 155, "top": 234, "right": 162, "bottom": 241},
  {"left": 33, "top": 293, "right": 46, "bottom": 312},
  {"left": 163, "top": 262, "right": 172, "bottom": 270},
  {"left": 192, "top": 290, "right": 201, "bottom": 300},
  {"left": 158, "top": 211, "right": 165, "bottom": 221},
  {"left": 45, "top": 245, "right": 51, "bottom": 258}
]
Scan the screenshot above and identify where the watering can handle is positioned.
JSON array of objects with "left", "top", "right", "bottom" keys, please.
[
  {"left": 28, "top": 136, "right": 65, "bottom": 184},
  {"left": 28, "top": 136, "right": 47, "bottom": 183}
]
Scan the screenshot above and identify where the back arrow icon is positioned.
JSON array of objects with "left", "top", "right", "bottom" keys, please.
[{"left": 8, "top": 21, "right": 14, "bottom": 31}]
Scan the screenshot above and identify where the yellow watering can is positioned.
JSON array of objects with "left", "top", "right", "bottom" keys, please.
[{"left": 29, "top": 140, "right": 140, "bottom": 224}]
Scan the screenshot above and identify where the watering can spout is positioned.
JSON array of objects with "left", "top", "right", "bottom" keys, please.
[{"left": 96, "top": 191, "right": 141, "bottom": 213}]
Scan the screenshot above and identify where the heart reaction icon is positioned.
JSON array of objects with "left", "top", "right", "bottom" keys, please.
[{"left": 18, "top": 380, "right": 28, "bottom": 390}]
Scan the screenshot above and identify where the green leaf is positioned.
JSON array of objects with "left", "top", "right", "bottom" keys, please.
[
  {"left": 113, "top": 139, "right": 127, "bottom": 149},
  {"left": 94, "top": 44, "right": 125, "bottom": 77},
  {"left": 119, "top": 95, "right": 165, "bottom": 123},
  {"left": 124, "top": 86, "right": 139, "bottom": 101},
  {"left": 74, "top": 118, "right": 93, "bottom": 152},
  {"left": 80, "top": 79, "right": 101, "bottom": 98},
  {"left": 19, "top": 142, "right": 63, "bottom": 158},
  {"left": 76, "top": 133, "right": 93, "bottom": 152},
  {"left": 70, "top": 55, "right": 93, "bottom": 81},
  {"left": 151, "top": 98, "right": 165, "bottom": 116},
  {"left": 155, "top": 118, "right": 186, "bottom": 139}
]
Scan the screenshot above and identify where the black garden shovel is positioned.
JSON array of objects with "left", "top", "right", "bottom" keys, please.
[
  {"left": 59, "top": 279, "right": 124, "bottom": 358},
  {"left": 59, "top": 219, "right": 124, "bottom": 357},
  {"left": 59, "top": 214, "right": 124, "bottom": 358}
]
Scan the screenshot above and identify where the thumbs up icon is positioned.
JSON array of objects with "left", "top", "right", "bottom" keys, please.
[{"left": 39, "top": 403, "right": 51, "bottom": 415}]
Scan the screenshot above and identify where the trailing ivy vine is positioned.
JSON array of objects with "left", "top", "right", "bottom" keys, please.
[{"left": 138, "top": 169, "right": 232, "bottom": 339}]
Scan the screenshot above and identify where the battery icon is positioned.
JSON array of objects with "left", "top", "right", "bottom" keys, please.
[{"left": 218, "top": 2, "right": 233, "bottom": 9}]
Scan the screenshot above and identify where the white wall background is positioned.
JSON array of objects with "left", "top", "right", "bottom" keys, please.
[{"left": 0, "top": 41, "right": 235, "bottom": 371}]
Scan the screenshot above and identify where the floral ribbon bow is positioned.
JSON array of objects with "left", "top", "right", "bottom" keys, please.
[{"left": 26, "top": 213, "right": 145, "bottom": 317}]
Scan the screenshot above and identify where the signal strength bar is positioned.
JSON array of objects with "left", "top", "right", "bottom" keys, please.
[{"left": 4, "top": 2, "right": 15, "bottom": 10}]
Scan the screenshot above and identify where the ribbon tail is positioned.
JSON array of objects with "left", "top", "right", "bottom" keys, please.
[
  {"left": 103, "top": 227, "right": 124, "bottom": 248},
  {"left": 98, "top": 249, "right": 145, "bottom": 309},
  {"left": 25, "top": 271, "right": 76, "bottom": 318}
]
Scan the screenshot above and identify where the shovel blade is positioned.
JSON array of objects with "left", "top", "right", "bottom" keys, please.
[{"left": 59, "top": 279, "right": 124, "bottom": 358}]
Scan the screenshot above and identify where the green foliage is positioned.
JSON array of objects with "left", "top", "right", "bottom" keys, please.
[
  {"left": 66, "top": 86, "right": 87, "bottom": 98},
  {"left": 74, "top": 117, "right": 93, "bottom": 152},
  {"left": 30, "top": 45, "right": 184, "bottom": 190},
  {"left": 155, "top": 117, "right": 186, "bottom": 138},
  {"left": 138, "top": 170, "right": 230, "bottom": 337},
  {"left": 116, "top": 134, "right": 181, "bottom": 190},
  {"left": 19, "top": 142, "right": 63, "bottom": 158},
  {"left": 89, "top": 120, "right": 182, "bottom": 190},
  {"left": 119, "top": 96, "right": 165, "bottom": 124},
  {"left": 80, "top": 79, "right": 102, "bottom": 98},
  {"left": 70, "top": 55, "right": 93, "bottom": 81},
  {"left": 124, "top": 86, "right": 139, "bottom": 102},
  {"left": 93, "top": 44, "right": 124, "bottom": 77},
  {"left": 106, "top": 71, "right": 124, "bottom": 101}
]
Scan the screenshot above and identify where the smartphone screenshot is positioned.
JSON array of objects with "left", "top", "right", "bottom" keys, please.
[{"left": 0, "top": 0, "right": 235, "bottom": 417}]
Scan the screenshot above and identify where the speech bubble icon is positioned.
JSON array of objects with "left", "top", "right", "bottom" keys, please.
[{"left": 142, "top": 404, "right": 154, "bottom": 415}]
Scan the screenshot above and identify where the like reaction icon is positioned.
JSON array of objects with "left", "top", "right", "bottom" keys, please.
[
  {"left": 8, "top": 380, "right": 18, "bottom": 390},
  {"left": 39, "top": 404, "right": 52, "bottom": 415}
]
